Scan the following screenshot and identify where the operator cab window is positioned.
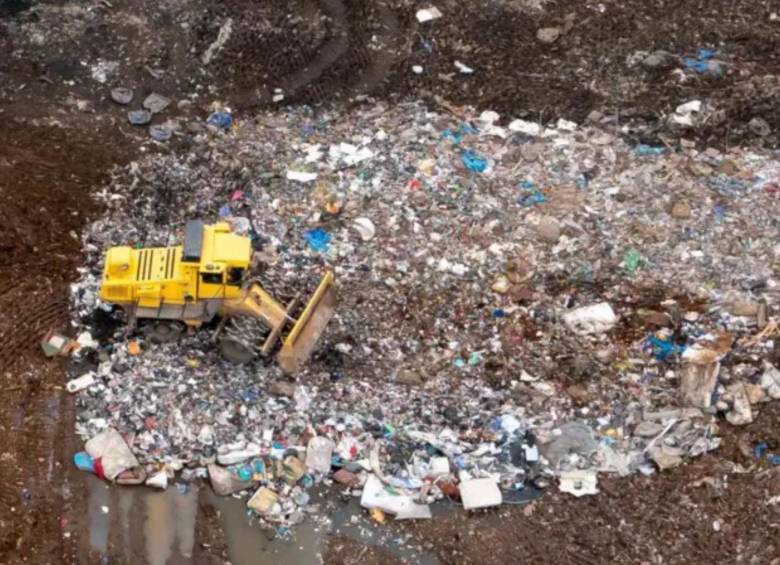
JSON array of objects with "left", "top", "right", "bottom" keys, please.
[
  {"left": 227, "top": 267, "right": 245, "bottom": 285},
  {"left": 201, "top": 273, "right": 223, "bottom": 284}
]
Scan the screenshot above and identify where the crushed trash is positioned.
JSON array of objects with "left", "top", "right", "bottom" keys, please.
[{"left": 66, "top": 100, "right": 780, "bottom": 531}]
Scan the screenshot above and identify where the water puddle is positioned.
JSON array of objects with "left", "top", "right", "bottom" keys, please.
[{"left": 86, "top": 476, "right": 441, "bottom": 564}]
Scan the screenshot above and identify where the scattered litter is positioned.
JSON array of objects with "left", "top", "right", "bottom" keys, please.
[
  {"left": 454, "top": 61, "right": 475, "bottom": 74},
  {"left": 559, "top": 470, "right": 599, "bottom": 497},
  {"left": 416, "top": 7, "right": 442, "bottom": 23},
  {"left": 286, "top": 170, "right": 318, "bottom": 183},
  {"left": 83, "top": 428, "right": 139, "bottom": 481},
  {"left": 127, "top": 110, "right": 152, "bottom": 126},
  {"left": 207, "top": 111, "right": 233, "bottom": 130},
  {"left": 304, "top": 228, "right": 331, "bottom": 252},
  {"left": 110, "top": 87, "right": 133, "bottom": 105},
  {"left": 66, "top": 372, "right": 96, "bottom": 394},
  {"left": 142, "top": 93, "right": 171, "bottom": 114},
  {"left": 563, "top": 303, "right": 618, "bottom": 335},
  {"left": 352, "top": 218, "right": 376, "bottom": 242},
  {"left": 460, "top": 477, "right": 502, "bottom": 510}
]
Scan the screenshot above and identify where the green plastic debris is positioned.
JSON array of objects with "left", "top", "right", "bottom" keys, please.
[{"left": 622, "top": 248, "right": 643, "bottom": 274}]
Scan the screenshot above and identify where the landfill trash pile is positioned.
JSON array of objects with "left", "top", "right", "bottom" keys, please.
[{"left": 68, "top": 100, "right": 780, "bottom": 528}]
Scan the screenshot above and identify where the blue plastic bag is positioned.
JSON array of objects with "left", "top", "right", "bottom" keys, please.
[
  {"left": 634, "top": 144, "right": 665, "bottom": 156},
  {"left": 304, "top": 228, "right": 331, "bottom": 253},
  {"left": 207, "top": 111, "right": 233, "bottom": 130},
  {"left": 461, "top": 150, "right": 487, "bottom": 173},
  {"left": 74, "top": 452, "right": 95, "bottom": 472}
]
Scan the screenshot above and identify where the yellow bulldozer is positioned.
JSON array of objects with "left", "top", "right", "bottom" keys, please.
[{"left": 99, "top": 220, "right": 336, "bottom": 374}]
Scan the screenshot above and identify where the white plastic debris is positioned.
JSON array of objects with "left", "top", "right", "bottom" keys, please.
[
  {"left": 559, "top": 470, "right": 599, "bottom": 497},
  {"left": 67, "top": 372, "right": 96, "bottom": 394},
  {"left": 415, "top": 7, "right": 442, "bottom": 23},
  {"left": 454, "top": 61, "right": 474, "bottom": 74},
  {"left": 202, "top": 18, "right": 234, "bottom": 64},
  {"left": 672, "top": 100, "right": 703, "bottom": 126},
  {"left": 305, "top": 436, "right": 335, "bottom": 474},
  {"left": 412, "top": 65, "right": 424, "bottom": 74},
  {"left": 760, "top": 364, "right": 780, "bottom": 399},
  {"left": 329, "top": 143, "right": 374, "bottom": 166},
  {"left": 76, "top": 331, "right": 98, "bottom": 350},
  {"left": 556, "top": 118, "right": 578, "bottom": 132},
  {"left": 217, "top": 448, "right": 258, "bottom": 466},
  {"left": 286, "top": 171, "right": 318, "bottom": 183},
  {"left": 84, "top": 428, "right": 139, "bottom": 481},
  {"left": 146, "top": 471, "right": 168, "bottom": 489},
  {"left": 352, "top": 217, "right": 376, "bottom": 241},
  {"left": 360, "top": 475, "right": 432, "bottom": 519},
  {"left": 459, "top": 477, "right": 502, "bottom": 509},
  {"left": 429, "top": 457, "right": 450, "bottom": 477},
  {"left": 563, "top": 302, "right": 617, "bottom": 335},
  {"left": 508, "top": 119, "right": 542, "bottom": 136}
]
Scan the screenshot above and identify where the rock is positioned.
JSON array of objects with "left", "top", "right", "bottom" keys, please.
[
  {"left": 717, "top": 159, "right": 739, "bottom": 176},
  {"left": 759, "top": 364, "right": 780, "bottom": 399},
  {"left": 634, "top": 421, "right": 665, "bottom": 438},
  {"left": 670, "top": 201, "right": 692, "bottom": 219},
  {"left": 142, "top": 92, "right": 171, "bottom": 114},
  {"left": 333, "top": 469, "right": 359, "bottom": 487},
  {"left": 520, "top": 143, "right": 543, "bottom": 162},
  {"left": 680, "top": 361, "right": 719, "bottom": 408},
  {"left": 542, "top": 422, "right": 598, "bottom": 466},
  {"left": 566, "top": 384, "right": 590, "bottom": 405},
  {"left": 127, "top": 110, "right": 152, "bottom": 125},
  {"left": 639, "top": 310, "right": 672, "bottom": 327},
  {"left": 728, "top": 300, "right": 759, "bottom": 317},
  {"left": 642, "top": 50, "right": 675, "bottom": 69},
  {"left": 443, "top": 406, "right": 459, "bottom": 423},
  {"left": 110, "top": 87, "right": 133, "bottom": 105},
  {"left": 536, "top": 27, "right": 561, "bottom": 43},
  {"left": 757, "top": 302, "right": 768, "bottom": 329},
  {"left": 491, "top": 275, "right": 510, "bottom": 294},
  {"left": 749, "top": 117, "right": 771, "bottom": 137},
  {"left": 725, "top": 383, "right": 753, "bottom": 426},
  {"left": 269, "top": 381, "right": 296, "bottom": 398},
  {"left": 649, "top": 446, "right": 683, "bottom": 470},
  {"left": 587, "top": 110, "right": 603, "bottom": 123},
  {"left": 745, "top": 383, "right": 767, "bottom": 405},
  {"left": 535, "top": 216, "right": 561, "bottom": 243},
  {"left": 397, "top": 369, "right": 424, "bottom": 386}
]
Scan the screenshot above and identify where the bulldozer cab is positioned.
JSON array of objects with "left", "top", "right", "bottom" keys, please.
[{"left": 187, "top": 221, "right": 250, "bottom": 301}]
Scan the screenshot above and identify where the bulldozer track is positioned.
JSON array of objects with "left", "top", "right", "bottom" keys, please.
[{"left": 200, "top": 0, "right": 406, "bottom": 108}]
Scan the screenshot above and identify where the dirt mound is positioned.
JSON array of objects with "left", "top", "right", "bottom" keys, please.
[{"left": 197, "top": 0, "right": 780, "bottom": 146}]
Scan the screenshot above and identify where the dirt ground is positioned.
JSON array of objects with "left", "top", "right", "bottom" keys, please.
[{"left": 2, "top": 0, "right": 780, "bottom": 563}]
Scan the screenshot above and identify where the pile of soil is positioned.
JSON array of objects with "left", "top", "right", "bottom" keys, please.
[{"left": 199, "top": 0, "right": 780, "bottom": 146}]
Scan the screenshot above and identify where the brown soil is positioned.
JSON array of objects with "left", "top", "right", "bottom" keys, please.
[{"left": 2, "top": 0, "right": 780, "bottom": 563}]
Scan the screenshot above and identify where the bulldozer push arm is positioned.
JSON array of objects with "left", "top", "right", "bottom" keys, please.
[{"left": 220, "top": 271, "right": 336, "bottom": 374}]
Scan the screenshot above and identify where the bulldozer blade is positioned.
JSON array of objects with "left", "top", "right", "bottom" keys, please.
[{"left": 278, "top": 272, "right": 336, "bottom": 374}]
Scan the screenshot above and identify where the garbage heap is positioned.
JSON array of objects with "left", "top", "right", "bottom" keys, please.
[{"left": 68, "top": 100, "right": 780, "bottom": 526}]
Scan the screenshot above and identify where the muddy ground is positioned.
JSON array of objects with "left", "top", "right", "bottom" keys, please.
[{"left": 2, "top": 0, "right": 780, "bottom": 563}]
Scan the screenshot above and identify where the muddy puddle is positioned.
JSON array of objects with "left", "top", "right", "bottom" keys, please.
[{"left": 84, "top": 475, "right": 441, "bottom": 564}]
